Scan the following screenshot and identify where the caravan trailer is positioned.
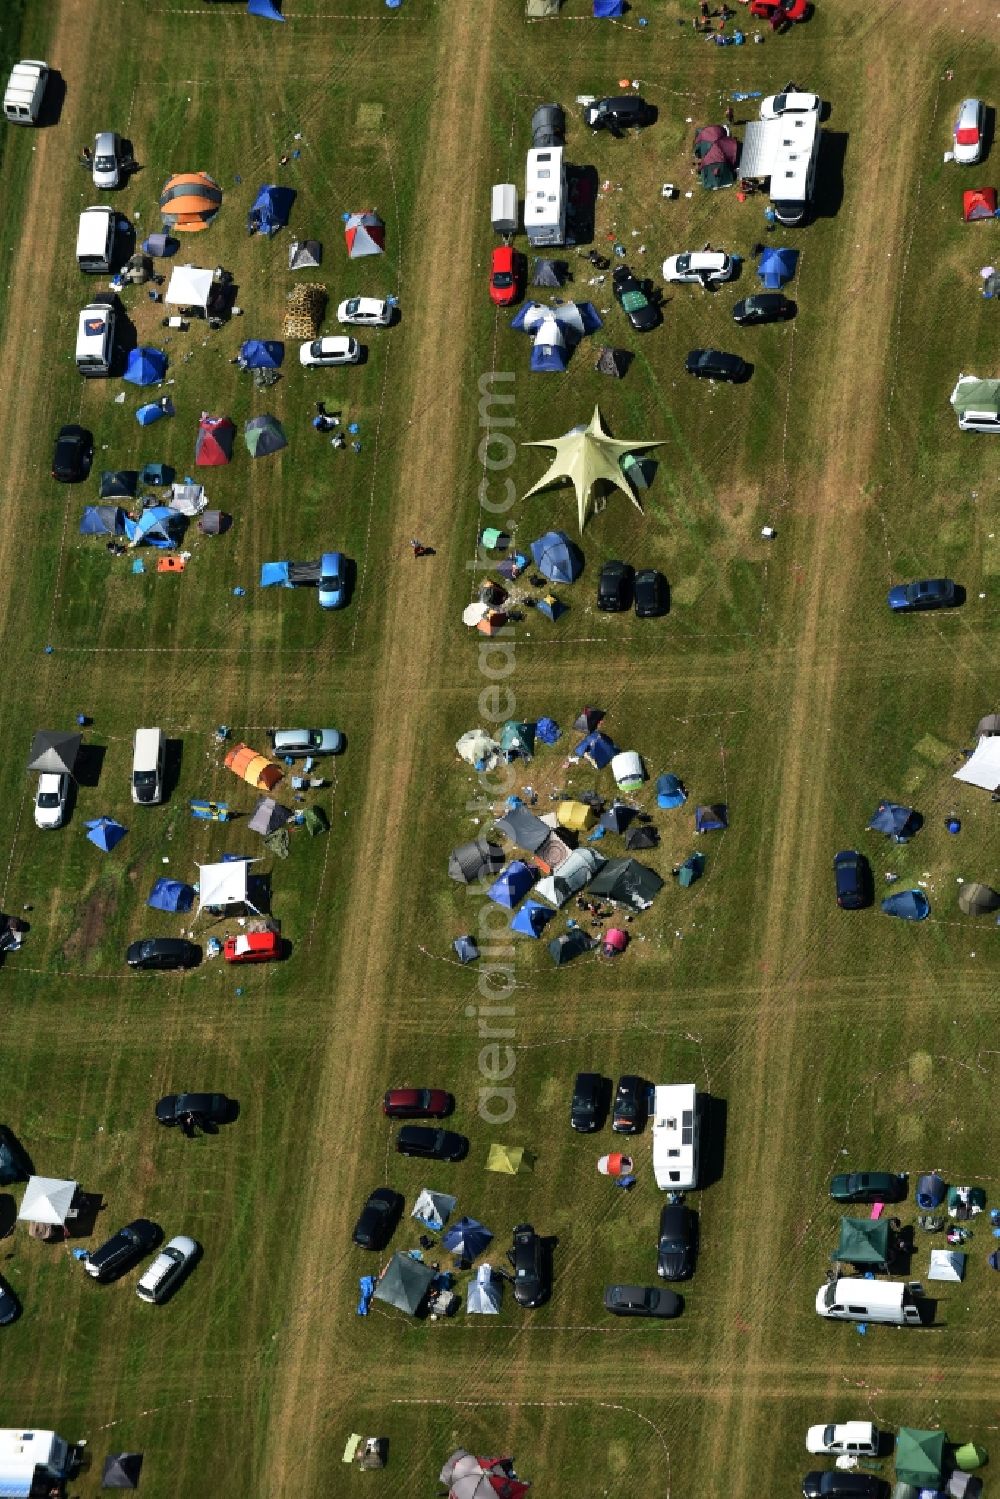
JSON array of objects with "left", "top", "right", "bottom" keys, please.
[
  {"left": 524, "top": 147, "right": 566, "bottom": 247},
  {"left": 0, "top": 1430, "right": 74, "bottom": 1497},
  {"left": 652, "top": 1084, "right": 699, "bottom": 1191}
]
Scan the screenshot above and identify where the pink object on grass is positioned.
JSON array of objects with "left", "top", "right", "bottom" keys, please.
[{"left": 870, "top": 1202, "right": 885, "bottom": 1220}]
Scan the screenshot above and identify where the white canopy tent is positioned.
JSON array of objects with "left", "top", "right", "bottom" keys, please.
[
  {"left": 197, "top": 858, "right": 258, "bottom": 913},
  {"left": 18, "top": 1175, "right": 80, "bottom": 1226},
  {"left": 953, "top": 735, "right": 1000, "bottom": 791},
  {"left": 928, "top": 1248, "right": 966, "bottom": 1282},
  {"left": 165, "top": 264, "right": 214, "bottom": 312}
]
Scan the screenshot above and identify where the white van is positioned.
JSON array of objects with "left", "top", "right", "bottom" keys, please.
[
  {"left": 75, "top": 295, "right": 116, "bottom": 377},
  {"left": 76, "top": 207, "right": 117, "bottom": 274},
  {"left": 3, "top": 60, "right": 49, "bottom": 126},
  {"left": 815, "top": 1277, "right": 926, "bottom": 1325},
  {"left": 132, "top": 728, "right": 165, "bottom": 805}
]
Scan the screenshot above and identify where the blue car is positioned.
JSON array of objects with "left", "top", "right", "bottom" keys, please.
[
  {"left": 886, "top": 578, "right": 956, "bottom": 612},
  {"left": 318, "top": 551, "right": 347, "bottom": 610}
]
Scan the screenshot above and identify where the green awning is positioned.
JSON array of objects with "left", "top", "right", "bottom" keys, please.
[
  {"left": 895, "top": 1428, "right": 946, "bottom": 1487},
  {"left": 832, "top": 1216, "right": 890, "bottom": 1266}
]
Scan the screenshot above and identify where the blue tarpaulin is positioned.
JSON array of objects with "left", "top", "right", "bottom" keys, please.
[
  {"left": 357, "top": 1275, "right": 375, "bottom": 1314},
  {"left": 239, "top": 339, "right": 284, "bottom": 369},
  {"left": 85, "top": 817, "right": 127, "bottom": 853},
  {"left": 535, "top": 716, "right": 561, "bottom": 744},
  {"left": 757, "top": 246, "right": 799, "bottom": 288},
  {"left": 248, "top": 184, "right": 295, "bottom": 236},
  {"left": 147, "top": 878, "right": 195, "bottom": 913},
  {"left": 881, "top": 889, "right": 931, "bottom": 921},
  {"left": 248, "top": 0, "right": 285, "bottom": 20},
  {"left": 260, "top": 561, "right": 293, "bottom": 587},
  {"left": 531, "top": 531, "right": 583, "bottom": 583},
  {"left": 124, "top": 347, "right": 167, "bottom": 386},
  {"left": 594, "top": 0, "right": 624, "bottom": 13}
]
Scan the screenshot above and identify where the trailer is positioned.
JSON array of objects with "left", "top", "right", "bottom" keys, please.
[
  {"left": 524, "top": 146, "right": 566, "bottom": 247},
  {"left": 740, "top": 111, "right": 821, "bottom": 226},
  {"left": 0, "top": 1430, "right": 73, "bottom": 1498}
]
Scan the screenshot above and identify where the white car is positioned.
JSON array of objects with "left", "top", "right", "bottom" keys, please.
[
  {"left": 92, "top": 131, "right": 124, "bottom": 190},
  {"left": 336, "top": 296, "right": 392, "bottom": 327},
  {"left": 662, "top": 251, "right": 735, "bottom": 285},
  {"left": 299, "top": 336, "right": 361, "bottom": 367},
  {"left": 806, "top": 1422, "right": 880, "bottom": 1457},
  {"left": 953, "top": 97, "right": 985, "bottom": 164},
  {"left": 34, "top": 773, "right": 69, "bottom": 829},
  {"left": 760, "top": 90, "right": 821, "bottom": 120},
  {"left": 135, "top": 1235, "right": 199, "bottom": 1304}
]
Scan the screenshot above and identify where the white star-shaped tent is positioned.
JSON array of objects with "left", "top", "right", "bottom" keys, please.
[{"left": 522, "top": 406, "right": 661, "bottom": 533}]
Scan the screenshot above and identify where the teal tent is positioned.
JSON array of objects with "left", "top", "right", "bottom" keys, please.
[
  {"left": 832, "top": 1217, "right": 890, "bottom": 1267},
  {"left": 895, "top": 1429, "right": 946, "bottom": 1489}
]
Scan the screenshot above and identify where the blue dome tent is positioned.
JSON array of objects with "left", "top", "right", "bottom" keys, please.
[
  {"left": 531, "top": 531, "right": 583, "bottom": 584},
  {"left": 441, "top": 1217, "right": 493, "bottom": 1260},
  {"left": 147, "top": 878, "right": 195, "bottom": 913},
  {"left": 487, "top": 860, "right": 536, "bottom": 909},
  {"left": 510, "top": 898, "right": 555, "bottom": 938},
  {"left": 757, "top": 246, "right": 799, "bottom": 288},
  {"left": 881, "top": 889, "right": 931, "bottom": 921},
  {"left": 136, "top": 400, "right": 173, "bottom": 427},
  {"left": 124, "top": 508, "right": 185, "bottom": 548},
  {"left": 453, "top": 934, "right": 479, "bottom": 964},
  {"left": 79, "top": 505, "right": 124, "bottom": 536},
  {"left": 574, "top": 730, "right": 617, "bottom": 769},
  {"left": 656, "top": 773, "right": 687, "bottom": 809},
  {"left": 239, "top": 339, "right": 284, "bottom": 369},
  {"left": 85, "top": 817, "right": 127, "bottom": 853},
  {"left": 868, "top": 801, "right": 921, "bottom": 843},
  {"left": 124, "top": 347, "right": 167, "bottom": 386},
  {"left": 594, "top": 0, "right": 624, "bottom": 12},
  {"left": 248, "top": 0, "right": 285, "bottom": 15},
  {"left": 248, "top": 185, "right": 295, "bottom": 236},
  {"left": 694, "top": 804, "right": 727, "bottom": 832}
]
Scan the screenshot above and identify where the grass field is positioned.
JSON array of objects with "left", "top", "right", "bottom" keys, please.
[{"left": 0, "top": 1, "right": 998, "bottom": 1496}]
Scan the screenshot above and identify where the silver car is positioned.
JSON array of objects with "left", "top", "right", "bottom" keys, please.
[
  {"left": 135, "top": 1235, "right": 199, "bottom": 1304},
  {"left": 271, "top": 728, "right": 343, "bottom": 756},
  {"left": 953, "top": 97, "right": 985, "bottom": 165},
  {"left": 92, "top": 131, "right": 123, "bottom": 190}
]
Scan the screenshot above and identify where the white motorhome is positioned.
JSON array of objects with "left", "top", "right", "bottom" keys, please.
[
  {"left": 740, "top": 106, "right": 821, "bottom": 226},
  {"left": 3, "top": 60, "right": 49, "bottom": 126},
  {"left": 815, "top": 1277, "right": 927, "bottom": 1325},
  {"left": 0, "top": 1429, "right": 73, "bottom": 1497},
  {"left": 652, "top": 1083, "right": 699, "bottom": 1191},
  {"left": 524, "top": 146, "right": 566, "bottom": 247},
  {"left": 76, "top": 207, "right": 118, "bottom": 274}
]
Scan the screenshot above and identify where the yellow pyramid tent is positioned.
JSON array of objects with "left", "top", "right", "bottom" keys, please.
[
  {"left": 485, "top": 1143, "right": 533, "bottom": 1175},
  {"left": 522, "top": 405, "right": 662, "bottom": 533}
]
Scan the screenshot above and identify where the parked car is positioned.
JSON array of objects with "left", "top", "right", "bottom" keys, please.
[
  {"left": 570, "top": 1072, "right": 605, "bottom": 1132},
  {"left": 802, "top": 1474, "right": 889, "bottom": 1499},
  {"left": 760, "top": 90, "right": 821, "bottom": 120},
  {"left": 603, "top": 1283, "right": 681, "bottom": 1318},
  {"left": 136, "top": 1235, "right": 199, "bottom": 1304},
  {"left": 806, "top": 1423, "right": 881, "bottom": 1458},
  {"left": 223, "top": 929, "right": 282, "bottom": 964},
  {"left": 352, "top": 1186, "right": 403, "bottom": 1250},
  {"left": 886, "top": 578, "right": 957, "bottom": 612},
  {"left": 299, "top": 336, "right": 361, "bottom": 367},
  {"left": 126, "top": 938, "right": 199, "bottom": 971},
  {"left": 583, "top": 96, "right": 655, "bottom": 132},
  {"left": 953, "top": 97, "right": 986, "bottom": 164},
  {"left": 51, "top": 423, "right": 93, "bottom": 482},
  {"left": 395, "top": 1126, "right": 467, "bottom": 1161},
  {"left": 597, "top": 559, "right": 634, "bottom": 612},
  {"left": 685, "top": 348, "right": 748, "bottom": 382},
  {"left": 829, "top": 1172, "right": 907, "bottom": 1204},
  {"left": 270, "top": 728, "right": 344, "bottom": 756},
  {"left": 611, "top": 266, "right": 659, "bottom": 332},
  {"left": 0, "top": 1125, "right": 31, "bottom": 1181},
  {"left": 155, "top": 1093, "right": 232, "bottom": 1129},
  {"left": 382, "top": 1088, "right": 453, "bottom": 1118},
  {"left": 92, "top": 130, "right": 124, "bottom": 190},
  {"left": 0, "top": 1276, "right": 20, "bottom": 1325},
  {"left": 318, "top": 552, "right": 347, "bottom": 611},
  {"left": 84, "top": 1219, "right": 161, "bottom": 1282},
  {"left": 634, "top": 569, "right": 668, "bottom": 618},
  {"left": 489, "top": 245, "right": 525, "bottom": 307},
  {"left": 33, "top": 772, "right": 69, "bottom": 830},
  {"left": 509, "top": 1223, "right": 551, "bottom": 1308},
  {"left": 662, "top": 251, "right": 735, "bottom": 286},
  {"left": 833, "top": 850, "right": 870, "bottom": 910},
  {"left": 612, "top": 1074, "right": 648, "bottom": 1134},
  {"left": 337, "top": 296, "right": 391, "bottom": 327},
  {"left": 732, "top": 293, "right": 795, "bottom": 325},
  {"left": 657, "top": 1202, "right": 696, "bottom": 1280}
]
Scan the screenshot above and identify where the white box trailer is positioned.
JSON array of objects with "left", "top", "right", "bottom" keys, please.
[
  {"left": 524, "top": 146, "right": 566, "bottom": 247},
  {"left": 0, "top": 1430, "right": 72, "bottom": 1498},
  {"left": 491, "top": 183, "right": 518, "bottom": 236},
  {"left": 815, "top": 1277, "right": 927, "bottom": 1325},
  {"left": 652, "top": 1083, "right": 699, "bottom": 1191},
  {"left": 3, "top": 61, "right": 49, "bottom": 126}
]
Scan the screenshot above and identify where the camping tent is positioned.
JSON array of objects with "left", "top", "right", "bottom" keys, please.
[
  {"left": 868, "top": 800, "right": 920, "bottom": 840},
  {"left": 510, "top": 899, "right": 554, "bottom": 937},
  {"left": 456, "top": 729, "right": 501, "bottom": 772},
  {"left": 963, "top": 187, "right": 997, "bottom": 221},
  {"left": 0, "top": 1128, "right": 31, "bottom": 1186},
  {"left": 594, "top": 345, "right": 629, "bottom": 377},
  {"left": 453, "top": 935, "right": 479, "bottom": 964},
  {"left": 485, "top": 1144, "right": 531, "bottom": 1175},
  {"left": 85, "top": 817, "right": 127, "bottom": 853},
  {"left": 288, "top": 239, "right": 322, "bottom": 269},
  {"left": 549, "top": 929, "right": 596, "bottom": 965},
  {"left": 136, "top": 400, "right": 173, "bottom": 428},
  {"left": 165, "top": 264, "right": 214, "bottom": 311},
  {"left": 574, "top": 729, "right": 617, "bottom": 769},
  {"left": 625, "top": 823, "right": 659, "bottom": 851},
  {"left": 196, "top": 859, "right": 256, "bottom": 912},
  {"left": 124, "top": 347, "right": 167, "bottom": 385},
  {"left": 466, "top": 1264, "right": 502, "bottom": 1314},
  {"left": 101, "top": 1453, "right": 143, "bottom": 1490},
  {"left": 247, "top": 184, "right": 294, "bottom": 236},
  {"left": 440, "top": 1452, "right": 531, "bottom": 1499},
  {"left": 159, "top": 172, "right": 223, "bottom": 233},
  {"left": 99, "top": 470, "right": 137, "bottom": 500},
  {"left": 954, "top": 735, "right": 1000, "bottom": 791},
  {"left": 611, "top": 750, "right": 645, "bottom": 790},
  {"left": 344, "top": 211, "right": 385, "bottom": 258},
  {"left": 588, "top": 857, "right": 663, "bottom": 912},
  {"left": 557, "top": 799, "right": 594, "bottom": 832},
  {"left": 487, "top": 861, "right": 536, "bottom": 908},
  {"left": 499, "top": 721, "right": 535, "bottom": 760},
  {"left": 535, "top": 848, "right": 604, "bottom": 907},
  {"left": 372, "top": 1252, "right": 434, "bottom": 1317},
  {"left": 975, "top": 712, "right": 1000, "bottom": 737},
  {"left": 530, "top": 531, "right": 583, "bottom": 583},
  {"left": 18, "top": 1175, "right": 79, "bottom": 1226},
  {"left": 411, "top": 1188, "right": 456, "bottom": 1231},
  {"left": 953, "top": 1445, "right": 988, "bottom": 1473},
  {"left": 244, "top": 414, "right": 287, "bottom": 457},
  {"left": 224, "top": 744, "right": 283, "bottom": 791},
  {"left": 928, "top": 1249, "right": 966, "bottom": 1281},
  {"left": 247, "top": 0, "right": 285, "bottom": 17},
  {"left": 448, "top": 837, "right": 504, "bottom": 884},
  {"left": 832, "top": 1217, "right": 890, "bottom": 1267},
  {"left": 895, "top": 1430, "right": 946, "bottom": 1489},
  {"left": 195, "top": 415, "right": 235, "bottom": 466},
  {"left": 526, "top": 0, "right": 561, "bottom": 13},
  {"left": 238, "top": 339, "right": 284, "bottom": 370},
  {"left": 958, "top": 881, "right": 1000, "bottom": 915},
  {"left": 80, "top": 505, "right": 124, "bottom": 536},
  {"left": 124, "top": 507, "right": 185, "bottom": 548},
  {"left": 594, "top": 0, "right": 624, "bottom": 12},
  {"left": 657, "top": 773, "right": 687, "bottom": 809},
  {"left": 694, "top": 804, "right": 727, "bottom": 832},
  {"left": 248, "top": 798, "right": 291, "bottom": 836},
  {"left": 522, "top": 405, "right": 661, "bottom": 533},
  {"left": 573, "top": 706, "right": 604, "bottom": 732},
  {"left": 757, "top": 246, "right": 798, "bottom": 287},
  {"left": 598, "top": 803, "right": 633, "bottom": 834},
  {"left": 147, "top": 878, "right": 194, "bottom": 913},
  {"left": 495, "top": 807, "right": 551, "bottom": 852},
  {"left": 881, "top": 889, "right": 931, "bottom": 921},
  {"left": 169, "top": 483, "right": 206, "bottom": 516},
  {"left": 27, "top": 730, "right": 81, "bottom": 778},
  {"left": 442, "top": 1217, "right": 492, "bottom": 1260},
  {"left": 532, "top": 257, "right": 566, "bottom": 286}
]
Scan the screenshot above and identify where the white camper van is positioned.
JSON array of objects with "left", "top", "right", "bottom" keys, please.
[
  {"left": 75, "top": 296, "right": 116, "bottom": 377},
  {"left": 0, "top": 1429, "right": 73, "bottom": 1495},
  {"left": 652, "top": 1083, "right": 699, "bottom": 1191},
  {"left": 131, "top": 728, "right": 165, "bottom": 806},
  {"left": 815, "top": 1277, "right": 927, "bottom": 1325},
  {"left": 3, "top": 60, "right": 49, "bottom": 126},
  {"left": 76, "top": 207, "right": 118, "bottom": 274},
  {"left": 740, "top": 104, "right": 821, "bottom": 227},
  {"left": 524, "top": 146, "right": 566, "bottom": 247}
]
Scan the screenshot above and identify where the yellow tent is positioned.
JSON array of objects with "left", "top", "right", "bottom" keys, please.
[
  {"left": 522, "top": 405, "right": 662, "bottom": 533},
  {"left": 557, "top": 799, "right": 594, "bottom": 832},
  {"left": 485, "top": 1143, "right": 533, "bottom": 1175}
]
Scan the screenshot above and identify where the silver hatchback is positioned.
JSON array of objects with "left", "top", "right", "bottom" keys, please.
[
  {"left": 136, "top": 1235, "right": 199, "bottom": 1304},
  {"left": 92, "top": 131, "right": 123, "bottom": 189}
]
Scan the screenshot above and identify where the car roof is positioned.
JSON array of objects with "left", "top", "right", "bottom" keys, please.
[{"left": 680, "top": 251, "right": 728, "bottom": 270}]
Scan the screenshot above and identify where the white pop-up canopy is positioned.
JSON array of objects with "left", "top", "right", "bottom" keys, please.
[
  {"left": 165, "top": 264, "right": 214, "bottom": 311},
  {"left": 953, "top": 735, "right": 1000, "bottom": 791},
  {"left": 18, "top": 1175, "right": 80, "bottom": 1226},
  {"left": 197, "top": 858, "right": 258, "bottom": 912}
]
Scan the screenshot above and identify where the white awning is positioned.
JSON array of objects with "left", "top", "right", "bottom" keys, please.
[
  {"left": 953, "top": 735, "right": 1000, "bottom": 791},
  {"left": 197, "top": 859, "right": 256, "bottom": 910},
  {"left": 18, "top": 1175, "right": 80, "bottom": 1225},
  {"left": 165, "top": 264, "right": 214, "bottom": 311},
  {"left": 738, "top": 119, "right": 779, "bottom": 180}
]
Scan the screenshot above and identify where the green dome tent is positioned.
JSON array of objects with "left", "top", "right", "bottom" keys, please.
[
  {"left": 895, "top": 1429, "right": 946, "bottom": 1489},
  {"left": 244, "top": 413, "right": 287, "bottom": 457}
]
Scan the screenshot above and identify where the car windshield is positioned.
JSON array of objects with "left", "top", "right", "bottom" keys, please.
[
  {"left": 37, "top": 791, "right": 60, "bottom": 808},
  {"left": 492, "top": 271, "right": 513, "bottom": 287},
  {"left": 346, "top": 299, "right": 359, "bottom": 313},
  {"left": 95, "top": 155, "right": 115, "bottom": 170},
  {"left": 310, "top": 342, "right": 324, "bottom": 356},
  {"left": 675, "top": 255, "right": 690, "bottom": 273}
]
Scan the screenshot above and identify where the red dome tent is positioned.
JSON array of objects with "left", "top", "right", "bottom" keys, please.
[
  {"left": 344, "top": 210, "right": 385, "bottom": 258},
  {"left": 963, "top": 187, "right": 997, "bottom": 221},
  {"left": 195, "top": 415, "right": 235, "bottom": 467}
]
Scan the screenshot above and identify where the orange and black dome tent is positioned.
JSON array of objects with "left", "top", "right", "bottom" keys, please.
[{"left": 159, "top": 172, "right": 223, "bottom": 233}]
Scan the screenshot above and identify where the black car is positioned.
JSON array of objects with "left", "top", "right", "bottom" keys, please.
[
  {"left": 352, "top": 1186, "right": 403, "bottom": 1250},
  {"left": 603, "top": 1283, "right": 681, "bottom": 1318},
  {"left": 634, "top": 569, "right": 668, "bottom": 618},
  {"left": 155, "top": 1092, "right": 232, "bottom": 1129},
  {"left": 802, "top": 1474, "right": 889, "bottom": 1499},
  {"left": 685, "top": 348, "right": 748, "bottom": 382},
  {"left": 657, "top": 1202, "right": 696, "bottom": 1280},
  {"left": 0, "top": 1275, "right": 21, "bottom": 1325},
  {"left": 732, "top": 293, "right": 795, "bottom": 326},
  {"left": 611, "top": 266, "right": 659, "bottom": 333},
  {"left": 84, "top": 1219, "right": 161, "bottom": 1283},
  {"left": 583, "top": 96, "right": 656, "bottom": 133},
  {"left": 0, "top": 1124, "right": 32, "bottom": 1183},
  {"left": 51, "top": 423, "right": 93, "bottom": 482},
  {"left": 612, "top": 1075, "right": 647, "bottom": 1134},
  {"left": 126, "top": 939, "right": 200, "bottom": 972},
  {"left": 833, "top": 849, "right": 870, "bottom": 910},
  {"left": 570, "top": 1072, "right": 605, "bottom": 1132},
  {"left": 828, "top": 1171, "right": 908, "bottom": 1205},
  {"left": 509, "top": 1223, "right": 551, "bottom": 1308},
  {"left": 395, "top": 1126, "right": 468, "bottom": 1161},
  {"left": 597, "top": 559, "right": 634, "bottom": 612}
]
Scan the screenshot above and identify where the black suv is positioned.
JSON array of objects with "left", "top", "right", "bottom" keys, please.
[
  {"left": 352, "top": 1187, "right": 403, "bottom": 1250},
  {"left": 51, "top": 423, "right": 93, "bottom": 482},
  {"left": 84, "top": 1219, "right": 161, "bottom": 1282},
  {"left": 509, "top": 1223, "right": 551, "bottom": 1308},
  {"left": 395, "top": 1126, "right": 467, "bottom": 1161},
  {"left": 583, "top": 96, "right": 656, "bottom": 133},
  {"left": 612, "top": 1075, "right": 647, "bottom": 1134},
  {"left": 155, "top": 1092, "right": 232, "bottom": 1129},
  {"left": 657, "top": 1202, "right": 696, "bottom": 1280},
  {"left": 127, "top": 939, "right": 200, "bottom": 971},
  {"left": 833, "top": 849, "right": 870, "bottom": 910},
  {"left": 570, "top": 1072, "right": 605, "bottom": 1132},
  {"left": 685, "top": 348, "right": 748, "bottom": 382},
  {"left": 597, "top": 559, "right": 634, "bottom": 612},
  {"left": 732, "top": 293, "right": 795, "bottom": 326}
]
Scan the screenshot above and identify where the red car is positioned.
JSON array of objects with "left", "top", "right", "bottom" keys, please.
[
  {"left": 489, "top": 246, "right": 524, "bottom": 307},
  {"left": 749, "top": 0, "right": 807, "bottom": 19},
  {"left": 382, "top": 1088, "right": 453, "bottom": 1118},
  {"left": 223, "top": 929, "right": 283, "bottom": 964}
]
